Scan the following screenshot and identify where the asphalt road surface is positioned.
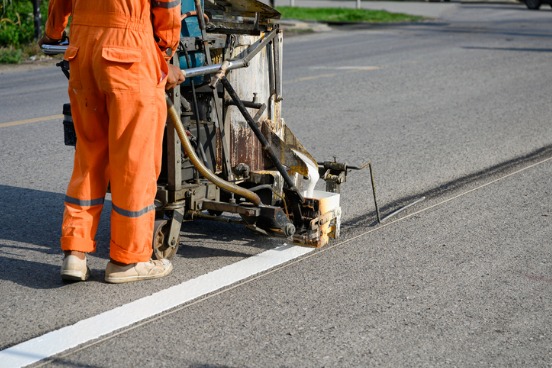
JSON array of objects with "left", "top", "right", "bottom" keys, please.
[{"left": 1, "top": 1, "right": 552, "bottom": 367}]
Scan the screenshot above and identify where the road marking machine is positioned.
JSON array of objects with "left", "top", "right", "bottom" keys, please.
[{"left": 43, "top": 0, "right": 379, "bottom": 258}]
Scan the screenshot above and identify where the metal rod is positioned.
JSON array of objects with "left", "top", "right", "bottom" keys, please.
[
  {"left": 191, "top": 211, "right": 245, "bottom": 224},
  {"left": 181, "top": 29, "right": 278, "bottom": 79},
  {"left": 380, "top": 197, "right": 426, "bottom": 223},
  {"left": 41, "top": 44, "right": 67, "bottom": 55},
  {"left": 221, "top": 77, "right": 304, "bottom": 203},
  {"left": 273, "top": 31, "right": 283, "bottom": 101},
  {"left": 194, "top": 0, "right": 208, "bottom": 42},
  {"left": 166, "top": 95, "right": 262, "bottom": 206},
  {"left": 183, "top": 45, "right": 203, "bottom": 177},
  {"left": 225, "top": 100, "right": 264, "bottom": 109},
  {"left": 184, "top": 60, "right": 245, "bottom": 78},
  {"left": 252, "top": 103, "right": 267, "bottom": 122},
  {"left": 241, "top": 28, "right": 278, "bottom": 65},
  {"left": 368, "top": 163, "right": 382, "bottom": 224},
  {"left": 192, "top": 0, "right": 234, "bottom": 181}
]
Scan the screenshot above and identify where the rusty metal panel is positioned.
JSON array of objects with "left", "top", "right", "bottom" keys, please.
[
  {"left": 225, "top": 34, "right": 275, "bottom": 170},
  {"left": 229, "top": 121, "right": 266, "bottom": 171}
]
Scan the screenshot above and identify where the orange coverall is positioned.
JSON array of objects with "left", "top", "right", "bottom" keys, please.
[{"left": 45, "top": 0, "right": 181, "bottom": 263}]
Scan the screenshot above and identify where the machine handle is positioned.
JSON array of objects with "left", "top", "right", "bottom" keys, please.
[{"left": 41, "top": 43, "right": 68, "bottom": 55}]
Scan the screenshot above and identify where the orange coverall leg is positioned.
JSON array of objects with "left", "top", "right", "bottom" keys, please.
[{"left": 57, "top": 1, "right": 180, "bottom": 264}]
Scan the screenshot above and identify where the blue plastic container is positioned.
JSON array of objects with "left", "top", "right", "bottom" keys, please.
[
  {"left": 181, "top": 0, "right": 202, "bottom": 37},
  {"left": 179, "top": 0, "right": 205, "bottom": 85}
]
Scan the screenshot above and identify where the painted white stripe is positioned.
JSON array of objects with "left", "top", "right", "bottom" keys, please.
[{"left": 0, "top": 244, "right": 314, "bottom": 368}]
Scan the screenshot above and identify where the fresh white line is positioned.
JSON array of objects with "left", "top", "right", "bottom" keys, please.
[
  {"left": 0, "top": 244, "right": 314, "bottom": 368},
  {"left": 6, "top": 153, "right": 549, "bottom": 368}
]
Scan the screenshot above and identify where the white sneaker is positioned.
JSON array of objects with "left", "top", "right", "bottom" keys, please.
[
  {"left": 104, "top": 259, "right": 173, "bottom": 284},
  {"left": 61, "top": 254, "right": 90, "bottom": 281}
]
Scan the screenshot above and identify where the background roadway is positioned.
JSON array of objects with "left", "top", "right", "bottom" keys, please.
[{"left": 1, "top": 1, "right": 551, "bottom": 366}]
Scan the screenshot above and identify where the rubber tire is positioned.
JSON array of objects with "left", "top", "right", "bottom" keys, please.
[
  {"left": 152, "top": 219, "right": 180, "bottom": 260},
  {"left": 525, "top": 0, "right": 541, "bottom": 9}
]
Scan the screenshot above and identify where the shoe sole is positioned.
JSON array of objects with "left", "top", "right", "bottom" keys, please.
[
  {"left": 104, "top": 263, "right": 173, "bottom": 284},
  {"left": 61, "top": 268, "right": 90, "bottom": 282}
]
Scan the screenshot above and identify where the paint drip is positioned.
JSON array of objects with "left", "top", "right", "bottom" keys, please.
[{"left": 292, "top": 149, "right": 319, "bottom": 198}]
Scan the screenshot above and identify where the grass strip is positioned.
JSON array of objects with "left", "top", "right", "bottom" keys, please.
[{"left": 276, "top": 6, "right": 425, "bottom": 23}]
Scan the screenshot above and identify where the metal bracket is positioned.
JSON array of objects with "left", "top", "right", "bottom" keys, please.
[{"left": 319, "top": 160, "right": 381, "bottom": 224}]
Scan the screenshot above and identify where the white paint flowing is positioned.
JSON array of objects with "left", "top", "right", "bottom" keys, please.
[{"left": 292, "top": 149, "right": 320, "bottom": 198}]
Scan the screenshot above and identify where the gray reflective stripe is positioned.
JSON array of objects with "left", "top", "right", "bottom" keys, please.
[
  {"left": 152, "top": 0, "right": 179, "bottom": 8},
  {"left": 112, "top": 203, "right": 155, "bottom": 218},
  {"left": 65, "top": 196, "right": 105, "bottom": 206}
]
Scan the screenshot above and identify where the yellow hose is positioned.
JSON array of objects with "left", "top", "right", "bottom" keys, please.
[{"left": 166, "top": 97, "right": 262, "bottom": 207}]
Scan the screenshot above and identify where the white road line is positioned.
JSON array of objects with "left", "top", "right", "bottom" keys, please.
[{"left": 0, "top": 244, "right": 314, "bottom": 368}]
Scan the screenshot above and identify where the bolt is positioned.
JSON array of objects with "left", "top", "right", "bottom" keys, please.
[{"left": 284, "top": 223, "right": 296, "bottom": 237}]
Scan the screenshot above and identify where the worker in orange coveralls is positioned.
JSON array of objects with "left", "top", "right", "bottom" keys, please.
[{"left": 38, "top": 0, "right": 185, "bottom": 283}]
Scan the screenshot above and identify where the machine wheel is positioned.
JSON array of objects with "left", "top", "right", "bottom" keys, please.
[
  {"left": 152, "top": 219, "right": 180, "bottom": 260},
  {"left": 525, "top": 0, "right": 541, "bottom": 9}
]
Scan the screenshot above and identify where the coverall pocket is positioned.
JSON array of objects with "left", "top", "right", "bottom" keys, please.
[
  {"left": 64, "top": 45, "right": 82, "bottom": 90},
  {"left": 155, "top": 47, "right": 170, "bottom": 89},
  {"left": 101, "top": 47, "right": 142, "bottom": 92}
]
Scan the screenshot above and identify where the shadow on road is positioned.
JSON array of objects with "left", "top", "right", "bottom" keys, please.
[
  {"left": 0, "top": 184, "right": 111, "bottom": 253},
  {"left": 0, "top": 185, "right": 65, "bottom": 250},
  {"left": 0, "top": 184, "right": 279, "bottom": 287},
  {"left": 343, "top": 144, "right": 552, "bottom": 231},
  {"left": 463, "top": 45, "right": 552, "bottom": 52},
  {"left": 176, "top": 218, "right": 278, "bottom": 259},
  {"left": 0, "top": 185, "right": 110, "bottom": 288},
  {"left": 461, "top": 4, "right": 532, "bottom": 11},
  {"left": 0, "top": 256, "right": 65, "bottom": 289}
]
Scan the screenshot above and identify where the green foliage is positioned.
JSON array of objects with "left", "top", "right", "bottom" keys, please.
[
  {"left": 276, "top": 6, "right": 425, "bottom": 23},
  {"left": 0, "top": 0, "right": 49, "bottom": 47},
  {"left": 0, "top": 45, "right": 21, "bottom": 63}
]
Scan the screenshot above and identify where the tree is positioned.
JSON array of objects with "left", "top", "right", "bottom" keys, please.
[
  {"left": 31, "top": 0, "right": 40, "bottom": 40},
  {"left": 0, "top": 0, "right": 45, "bottom": 46}
]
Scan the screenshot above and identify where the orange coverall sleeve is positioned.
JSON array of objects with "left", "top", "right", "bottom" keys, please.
[
  {"left": 151, "top": 0, "right": 181, "bottom": 61},
  {"left": 44, "top": 0, "right": 72, "bottom": 40}
]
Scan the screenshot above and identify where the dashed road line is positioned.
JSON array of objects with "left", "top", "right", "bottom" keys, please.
[
  {"left": 0, "top": 115, "right": 62, "bottom": 129},
  {"left": 286, "top": 65, "right": 380, "bottom": 84}
]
